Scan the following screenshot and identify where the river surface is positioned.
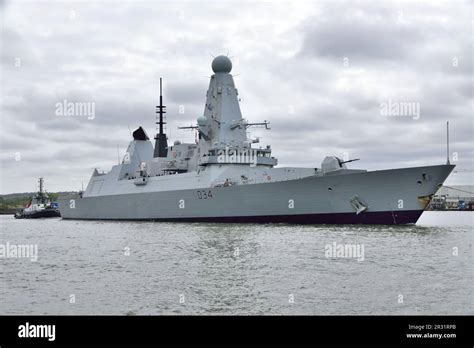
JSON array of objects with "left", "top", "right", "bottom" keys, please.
[{"left": 0, "top": 211, "right": 472, "bottom": 315}]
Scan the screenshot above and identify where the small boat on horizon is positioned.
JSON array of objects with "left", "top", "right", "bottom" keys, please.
[{"left": 14, "top": 178, "right": 61, "bottom": 219}]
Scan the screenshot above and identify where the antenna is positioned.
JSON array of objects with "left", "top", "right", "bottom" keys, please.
[
  {"left": 116, "top": 144, "right": 120, "bottom": 164},
  {"left": 154, "top": 77, "right": 168, "bottom": 157},
  {"left": 446, "top": 121, "right": 450, "bottom": 165},
  {"left": 158, "top": 78, "right": 165, "bottom": 135}
]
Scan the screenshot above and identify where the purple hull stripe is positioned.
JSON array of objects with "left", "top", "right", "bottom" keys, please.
[{"left": 64, "top": 210, "right": 424, "bottom": 225}]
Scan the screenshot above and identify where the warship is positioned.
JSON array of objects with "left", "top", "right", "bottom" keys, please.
[
  {"left": 59, "top": 56, "right": 454, "bottom": 224},
  {"left": 15, "top": 178, "right": 60, "bottom": 219}
]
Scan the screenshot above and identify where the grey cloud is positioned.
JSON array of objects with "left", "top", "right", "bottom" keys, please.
[
  {"left": 299, "top": 4, "right": 423, "bottom": 62},
  {"left": 0, "top": 1, "right": 472, "bottom": 193},
  {"left": 166, "top": 81, "right": 208, "bottom": 105}
]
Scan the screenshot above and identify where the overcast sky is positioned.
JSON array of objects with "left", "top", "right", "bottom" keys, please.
[{"left": 1, "top": 0, "right": 472, "bottom": 193}]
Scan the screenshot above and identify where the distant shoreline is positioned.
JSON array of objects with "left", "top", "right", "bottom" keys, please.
[
  {"left": 0, "top": 192, "right": 76, "bottom": 215},
  {"left": 0, "top": 210, "right": 16, "bottom": 215}
]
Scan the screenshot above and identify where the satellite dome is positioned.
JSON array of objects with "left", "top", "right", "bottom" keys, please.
[
  {"left": 212, "top": 55, "right": 232, "bottom": 73},
  {"left": 197, "top": 116, "right": 207, "bottom": 125}
]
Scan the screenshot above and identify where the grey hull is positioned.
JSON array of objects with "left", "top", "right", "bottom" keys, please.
[{"left": 59, "top": 164, "right": 454, "bottom": 225}]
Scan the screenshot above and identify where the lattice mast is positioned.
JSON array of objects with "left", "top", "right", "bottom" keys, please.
[{"left": 153, "top": 77, "right": 168, "bottom": 158}]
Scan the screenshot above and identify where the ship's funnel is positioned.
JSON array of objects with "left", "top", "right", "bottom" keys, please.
[{"left": 133, "top": 126, "right": 149, "bottom": 141}]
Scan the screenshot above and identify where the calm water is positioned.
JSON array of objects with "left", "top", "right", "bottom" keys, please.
[{"left": 0, "top": 212, "right": 472, "bottom": 315}]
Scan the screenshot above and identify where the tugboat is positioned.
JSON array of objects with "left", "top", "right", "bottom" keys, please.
[{"left": 14, "top": 178, "right": 61, "bottom": 219}]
